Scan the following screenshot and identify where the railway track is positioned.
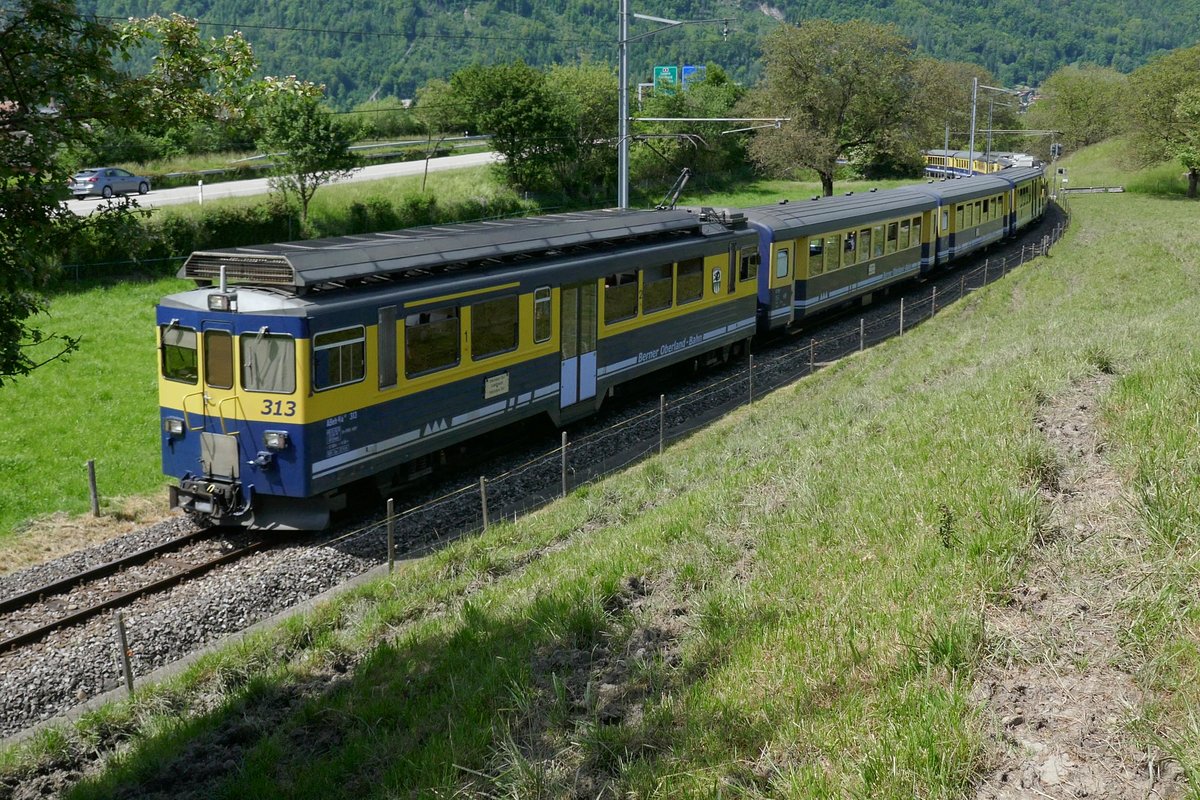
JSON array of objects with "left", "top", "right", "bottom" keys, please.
[
  {"left": 0, "top": 532, "right": 275, "bottom": 655},
  {"left": 0, "top": 206, "right": 1066, "bottom": 746}
]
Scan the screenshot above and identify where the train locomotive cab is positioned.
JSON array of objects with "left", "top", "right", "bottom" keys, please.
[{"left": 158, "top": 280, "right": 326, "bottom": 530}]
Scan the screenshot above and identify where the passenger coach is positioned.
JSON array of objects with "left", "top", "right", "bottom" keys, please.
[{"left": 157, "top": 209, "right": 759, "bottom": 529}]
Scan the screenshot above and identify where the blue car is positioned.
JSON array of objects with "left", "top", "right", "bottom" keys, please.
[{"left": 69, "top": 167, "right": 151, "bottom": 200}]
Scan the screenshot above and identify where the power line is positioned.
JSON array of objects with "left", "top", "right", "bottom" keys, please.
[{"left": 89, "top": 13, "right": 599, "bottom": 45}]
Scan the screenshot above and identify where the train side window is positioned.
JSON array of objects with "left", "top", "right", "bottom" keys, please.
[
  {"left": 378, "top": 306, "right": 397, "bottom": 390},
  {"left": 823, "top": 235, "right": 839, "bottom": 270},
  {"left": 843, "top": 231, "right": 857, "bottom": 266},
  {"left": 642, "top": 264, "right": 673, "bottom": 313},
  {"left": 885, "top": 224, "right": 898, "bottom": 255},
  {"left": 975, "top": 200, "right": 982, "bottom": 222},
  {"left": 912, "top": 217, "right": 921, "bottom": 248},
  {"left": 808, "top": 238, "right": 824, "bottom": 276},
  {"left": 677, "top": 258, "right": 705, "bottom": 304},
  {"left": 604, "top": 272, "right": 638, "bottom": 323},
  {"left": 161, "top": 325, "right": 198, "bottom": 384},
  {"left": 471, "top": 295, "right": 519, "bottom": 360},
  {"left": 940, "top": 209, "right": 949, "bottom": 232},
  {"left": 405, "top": 307, "right": 459, "bottom": 377},
  {"left": 872, "top": 225, "right": 884, "bottom": 257},
  {"left": 983, "top": 198, "right": 990, "bottom": 218},
  {"left": 241, "top": 332, "right": 296, "bottom": 394},
  {"left": 533, "top": 286, "right": 552, "bottom": 343},
  {"left": 859, "top": 228, "right": 871, "bottom": 261},
  {"left": 204, "top": 330, "right": 234, "bottom": 390},
  {"left": 739, "top": 248, "right": 759, "bottom": 283},
  {"left": 313, "top": 326, "right": 365, "bottom": 391},
  {"left": 899, "top": 220, "right": 911, "bottom": 250},
  {"left": 956, "top": 205, "right": 964, "bottom": 229}
]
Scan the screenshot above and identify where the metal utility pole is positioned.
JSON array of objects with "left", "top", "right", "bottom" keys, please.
[
  {"left": 616, "top": 7, "right": 730, "bottom": 209},
  {"left": 618, "top": 0, "right": 630, "bottom": 208},
  {"left": 967, "top": 77, "right": 978, "bottom": 177}
]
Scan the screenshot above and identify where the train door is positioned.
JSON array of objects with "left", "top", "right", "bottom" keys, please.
[
  {"left": 559, "top": 281, "right": 598, "bottom": 408},
  {"left": 199, "top": 321, "right": 241, "bottom": 482}
]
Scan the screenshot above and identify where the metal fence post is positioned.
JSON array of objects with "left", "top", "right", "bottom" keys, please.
[
  {"left": 983, "top": 258, "right": 989, "bottom": 285},
  {"left": 87, "top": 459, "right": 100, "bottom": 517},
  {"left": 561, "top": 431, "right": 568, "bottom": 498},
  {"left": 480, "top": 476, "right": 489, "bottom": 531},
  {"left": 658, "top": 394, "right": 666, "bottom": 454},
  {"left": 387, "top": 498, "right": 395, "bottom": 574},
  {"left": 932, "top": 285, "right": 937, "bottom": 315},
  {"left": 115, "top": 612, "right": 134, "bottom": 696},
  {"left": 859, "top": 318, "right": 865, "bottom": 352},
  {"left": 809, "top": 339, "right": 815, "bottom": 372},
  {"left": 748, "top": 353, "right": 754, "bottom": 405},
  {"left": 899, "top": 297, "right": 905, "bottom": 335}
]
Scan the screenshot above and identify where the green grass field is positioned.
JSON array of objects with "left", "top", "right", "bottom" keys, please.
[
  {"left": 3, "top": 146, "right": 1199, "bottom": 796},
  {"left": 0, "top": 277, "right": 187, "bottom": 538}
]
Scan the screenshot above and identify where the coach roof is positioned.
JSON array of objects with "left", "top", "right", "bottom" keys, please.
[
  {"left": 179, "top": 208, "right": 738, "bottom": 294},
  {"left": 741, "top": 188, "right": 937, "bottom": 239}
]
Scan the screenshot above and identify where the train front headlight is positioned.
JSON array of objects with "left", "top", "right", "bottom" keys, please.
[
  {"left": 164, "top": 417, "right": 185, "bottom": 437},
  {"left": 207, "top": 292, "right": 237, "bottom": 312},
  {"left": 263, "top": 430, "right": 289, "bottom": 451}
]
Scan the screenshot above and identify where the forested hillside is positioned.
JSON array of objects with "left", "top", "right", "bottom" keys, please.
[{"left": 80, "top": 0, "right": 1200, "bottom": 106}]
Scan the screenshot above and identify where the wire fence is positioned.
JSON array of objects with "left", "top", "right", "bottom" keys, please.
[{"left": 326, "top": 215, "right": 1071, "bottom": 566}]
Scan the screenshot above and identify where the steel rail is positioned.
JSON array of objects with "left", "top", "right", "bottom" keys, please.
[
  {"left": 0, "top": 539, "right": 271, "bottom": 655},
  {"left": 0, "top": 530, "right": 213, "bottom": 616}
]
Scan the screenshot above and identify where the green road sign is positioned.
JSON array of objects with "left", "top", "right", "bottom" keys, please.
[{"left": 654, "top": 65, "right": 678, "bottom": 95}]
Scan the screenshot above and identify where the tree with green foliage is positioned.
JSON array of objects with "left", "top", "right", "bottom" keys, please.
[
  {"left": 634, "top": 64, "right": 749, "bottom": 199},
  {"left": 451, "top": 61, "right": 573, "bottom": 194},
  {"left": 0, "top": 0, "right": 141, "bottom": 385},
  {"left": 909, "top": 59, "right": 1022, "bottom": 155},
  {"left": 746, "top": 20, "right": 916, "bottom": 196},
  {"left": 0, "top": 3, "right": 279, "bottom": 386},
  {"left": 256, "top": 80, "right": 360, "bottom": 230},
  {"left": 414, "top": 79, "right": 460, "bottom": 193},
  {"left": 83, "top": 13, "right": 260, "bottom": 164},
  {"left": 1026, "top": 65, "right": 1127, "bottom": 156},
  {"left": 543, "top": 63, "right": 618, "bottom": 203},
  {"left": 1128, "top": 44, "right": 1200, "bottom": 198}
]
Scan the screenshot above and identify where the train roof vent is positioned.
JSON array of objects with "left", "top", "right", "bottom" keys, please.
[{"left": 181, "top": 253, "right": 296, "bottom": 287}]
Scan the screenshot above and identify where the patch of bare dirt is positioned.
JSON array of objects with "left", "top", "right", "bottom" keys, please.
[
  {"left": 973, "top": 376, "right": 1186, "bottom": 799},
  {"left": 1, "top": 497, "right": 173, "bottom": 576}
]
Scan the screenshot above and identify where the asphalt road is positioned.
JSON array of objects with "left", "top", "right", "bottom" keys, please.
[{"left": 64, "top": 151, "right": 500, "bottom": 217}]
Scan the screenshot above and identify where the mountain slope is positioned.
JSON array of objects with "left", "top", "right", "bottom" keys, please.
[{"left": 80, "top": 0, "right": 1200, "bottom": 105}]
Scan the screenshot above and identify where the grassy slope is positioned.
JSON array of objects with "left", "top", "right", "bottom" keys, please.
[{"left": 3, "top": 157, "right": 1197, "bottom": 795}]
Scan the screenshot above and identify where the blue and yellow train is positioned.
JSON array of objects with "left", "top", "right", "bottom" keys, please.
[{"left": 156, "top": 167, "right": 1047, "bottom": 529}]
